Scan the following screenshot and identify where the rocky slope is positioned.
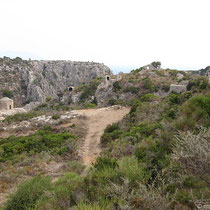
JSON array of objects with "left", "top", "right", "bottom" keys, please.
[{"left": 0, "top": 57, "right": 112, "bottom": 106}]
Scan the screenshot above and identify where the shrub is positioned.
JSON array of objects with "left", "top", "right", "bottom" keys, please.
[
  {"left": 173, "top": 127, "right": 210, "bottom": 182},
  {"left": 93, "top": 157, "right": 118, "bottom": 170},
  {"left": 127, "top": 122, "right": 161, "bottom": 138},
  {"left": 141, "top": 94, "right": 156, "bottom": 102},
  {"left": 113, "top": 81, "right": 121, "bottom": 92},
  {"left": 3, "top": 111, "right": 41, "bottom": 123},
  {"left": 169, "top": 93, "right": 180, "bottom": 104},
  {"left": 84, "top": 103, "right": 97, "bottom": 109},
  {"left": 187, "top": 78, "right": 209, "bottom": 91},
  {"left": 4, "top": 176, "right": 51, "bottom": 210},
  {"left": 79, "top": 79, "right": 101, "bottom": 102},
  {"left": 92, "top": 97, "right": 98, "bottom": 105},
  {"left": 66, "top": 161, "right": 85, "bottom": 175},
  {"left": 118, "top": 156, "right": 149, "bottom": 186},
  {"left": 101, "top": 123, "right": 123, "bottom": 145},
  {"left": 143, "top": 78, "right": 155, "bottom": 92},
  {"left": 108, "top": 98, "right": 116, "bottom": 106},
  {"left": 0, "top": 127, "right": 76, "bottom": 162},
  {"left": 123, "top": 86, "right": 140, "bottom": 94},
  {"left": 52, "top": 114, "right": 60, "bottom": 120},
  {"left": 46, "top": 96, "right": 52, "bottom": 102},
  {"left": 177, "top": 94, "right": 210, "bottom": 129},
  {"left": 2, "top": 89, "right": 13, "bottom": 98},
  {"left": 162, "top": 84, "right": 170, "bottom": 92}
]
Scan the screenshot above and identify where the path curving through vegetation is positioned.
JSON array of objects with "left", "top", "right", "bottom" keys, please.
[{"left": 75, "top": 106, "right": 130, "bottom": 166}]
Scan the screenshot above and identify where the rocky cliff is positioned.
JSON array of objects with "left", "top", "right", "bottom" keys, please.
[{"left": 0, "top": 57, "right": 112, "bottom": 106}]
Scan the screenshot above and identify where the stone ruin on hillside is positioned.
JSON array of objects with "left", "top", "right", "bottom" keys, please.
[
  {"left": 0, "top": 97, "right": 14, "bottom": 111},
  {"left": 143, "top": 62, "right": 161, "bottom": 71}
]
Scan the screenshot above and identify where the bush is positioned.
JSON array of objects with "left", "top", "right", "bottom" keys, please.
[
  {"left": 108, "top": 98, "right": 116, "bottom": 106},
  {"left": 52, "top": 114, "right": 60, "bottom": 120},
  {"left": 79, "top": 79, "right": 101, "bottom": 102},
  {"left": 118, "top": 156, "right": 149, "bottom": 186},
  {"left": 4, "top": 176, "right": 51, "bottom": 210},
  {"left": 123, "top": 86, "right": 140, "bottom": 94},
  {"left": 3, "top": 111, "right": 41, "bottom": 123},
  {"left": 101, "top": 123, "right": 123, "bottom": 145},
  {"left": 169, "top": 93, "right": 180, "bottom": 104},
  {"left": 173, "top": 127, "right": 210, "bottom": 182},
  {"left": 143, "top": 78, "right": 155, "bottom": 92},
  {"left": 141, "top": 94, "right": 157, "bottom": 102},
  {"left": 177, "top": 94, "right": 210, "bottom": 129},
  {"left": 187, "top": 78, "right": 209, "bottom": 91},
  {"left": 113, "top": 81, "right": 121, "bottom": 92},
  {"left": 2, "top": 89, "right": 13, "bottom": 98},
  {"left": 127, "top": 122, "right": 161, "bottom": 138},
  {"left": 162, "top": 84, "right": 170, "bottom": 92},
  {"left": 84, "top": 103, "right": 97, "bottom": 109},
  {"left": 0, "top": 127, "right": 76, "bottom": 162},
  {"left": 93, "top": 157, "right": 118, "bottom": 170}
]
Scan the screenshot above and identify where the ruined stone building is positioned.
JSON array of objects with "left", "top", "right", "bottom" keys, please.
[{"left": 0, "top": 97, "right": 14, "bottom": 110}]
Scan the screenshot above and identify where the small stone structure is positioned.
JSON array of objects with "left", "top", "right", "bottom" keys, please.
[
  {"left": 143, "top": 62, "right": 161, "bottom": 71},
  {"left": 169, "top": 84, "right": 187, "bottom": 94},
  {"left": 0, "top": 97, "right": 14, "bottom": 110}
]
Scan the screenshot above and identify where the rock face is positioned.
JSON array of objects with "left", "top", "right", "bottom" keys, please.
[{"left": 0, "top": 58, "right": 112, "bottom": 106}]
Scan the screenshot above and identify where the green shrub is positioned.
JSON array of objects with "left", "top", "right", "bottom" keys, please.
[
  {"left": 3, "top": 111, "right": 41, "bottom": 123},
  {"left": 84, "top": 103, "right": 97, "bottom": 109},
  {"left": 179, "top": 94, "right": 210, "bottom": 129},
  {"left": 4, "top": 176, "right": 52, "bottom": 210},
  {"left": 162, "top": 84, "right": 170, "bottom": 92},
  {"left": 66, "top": 161, "right": 85, "bottom": 175},
  {"left": 35, "top": 173, "right": 82, "bottom": 209},
  {"left": 143, "top": 78, "right": 155, "bottom": 92},
  {"left": 113, "top": 81, "right": 122, "bottom": 92},
  {"left": 174, "top": 190, "right": 193, "bottom": 207},
  {"left": 141, "top": 94, "right": 156, "bottom": 102},
  {"left": 108, "top": 98, "right": 116, "bottom": 106},
  {"left": 118, "top": 156, "right": 149, "bottom": 186},
  {"left": 52, "top": 114, "right": 60, "bottom": 120},
  {"left": 93, "top": 157, "right": 118, "bottom": 170},
  {"left": 169, "top": 93, "right": 180, "bottom": 104},
  {"left": 0, "top": 127, "right": 76, "bottom": 162},
  {"left": 127, "top": 122, "right": 161, "bottom": 138},
  {"left": 79, "top": 79, "right": 101, "bottom": 102},
  {"left": 187, "top": 77, "right": 209, "bottom": 91},
  {"left": 2, "top": 89, "right": 13, "bottom": 98},
  {"left": 123, "top": 86, "right": 140, "bottom": 94},
  {"left": 92, "top": 97, "right": 98, "bottom": 105},
  {"left": 46, "top": 96, "right": 52, "bottom": 102},
  {"left": 101, "top": 123, "right": 123, "bottom": 145}
]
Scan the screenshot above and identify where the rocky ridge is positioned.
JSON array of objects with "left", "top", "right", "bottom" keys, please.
[{"left": 0, "top": 57, "right": 112, "bottom": 106}]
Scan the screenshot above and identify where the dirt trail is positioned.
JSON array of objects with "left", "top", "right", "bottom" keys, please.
[{"left": 75, "top": 106, "right": 130, "bottom": 166}]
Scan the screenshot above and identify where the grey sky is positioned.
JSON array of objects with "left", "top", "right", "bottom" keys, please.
[{"left": 1, "top": 0, "right": 210, "bottom": 73}]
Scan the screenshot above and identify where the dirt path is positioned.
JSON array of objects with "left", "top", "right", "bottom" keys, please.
[{"left": 75, "top": 106, "right": 130, "bottom": 166}]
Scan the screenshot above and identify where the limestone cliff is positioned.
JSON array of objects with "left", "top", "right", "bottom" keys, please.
[{"left": 0, "top": 57, "right": 112, "bottom": 106}]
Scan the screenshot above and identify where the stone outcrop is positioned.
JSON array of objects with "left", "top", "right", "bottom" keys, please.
[
  {"left": 0, "top": 58, "right": 112, "bottom": 106},
  {"left": 169, "top": 84, "right": 187, "bottom": 94}
]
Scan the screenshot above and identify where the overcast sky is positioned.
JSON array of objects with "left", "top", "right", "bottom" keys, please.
[{"left": 0, "top": 0, "right": 210, "bottom": 73}]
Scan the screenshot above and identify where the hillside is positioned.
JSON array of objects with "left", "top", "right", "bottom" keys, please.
[
  {"left": 0, "top": 57, "right": 112, "bottom": 107},
  {"left": 0, "top": 61, "right": 209, "bottom": 209}
]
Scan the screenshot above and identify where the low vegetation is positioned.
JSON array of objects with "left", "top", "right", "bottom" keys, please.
[
  {"left": 0, "top": 126, "right": 76, "bottom": 162},
  {"left": 1, "top": 67, "right": 210, "bottom": 209}
]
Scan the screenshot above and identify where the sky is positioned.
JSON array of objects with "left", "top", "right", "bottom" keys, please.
[{"left": 0, "top": 0, "right": 210, "bottom": 73}]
